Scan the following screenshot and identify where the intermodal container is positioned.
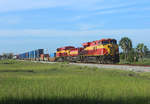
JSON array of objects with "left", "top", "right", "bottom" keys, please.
[{"left": 50, "top": 53, "right": 56, "bottom": 58}]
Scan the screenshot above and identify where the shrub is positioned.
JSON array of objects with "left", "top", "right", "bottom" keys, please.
[{"left": 120, "top": 53, "right": 125, "bottom": 60}]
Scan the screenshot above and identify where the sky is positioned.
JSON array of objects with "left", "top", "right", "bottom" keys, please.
[{"left": 0, "top": 0, "right": 150, "bottom": 54}]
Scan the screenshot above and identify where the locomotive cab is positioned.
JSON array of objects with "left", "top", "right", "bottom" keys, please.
[{"left": 99, "top": 39, "right": 119, "bottom": 56}]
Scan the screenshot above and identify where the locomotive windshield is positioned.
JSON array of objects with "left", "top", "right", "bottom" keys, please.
[
  {"left": 102, "top": 41, "right": 109, "bottom": 45},
  {"left": 110, "top": 40, "right": 117, "bottom": 44},
  {"left": 100, "top": 40, "right": 117, "bottom": 45}
]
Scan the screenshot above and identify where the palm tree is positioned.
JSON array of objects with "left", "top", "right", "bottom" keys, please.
[
  {"left": 2, "top": 53, "right": 7, "bottom": 59},
  {"left": 119, "top": 37, "right": 132, "bottom": 61},
  {"left": 144, "top": 45, "right": 149, "bottom": 56},
  {"left": 136, "top": 43, "right": 148, "bottom": 61}
]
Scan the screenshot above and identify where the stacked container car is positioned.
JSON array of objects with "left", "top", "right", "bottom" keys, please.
[
  {"left": 40, "top": 54, "right": 49, "bottom": 61},
  {"left": 18, "top": 49, "right": 44, "bottom": 61},
  {"left": 35, "top": 49, "right": 44, "bottom": 61},
  {"left": 49, "top": 53, "right": 56, "bottom": 62},
  {"left": 18, "top": 52, "right": 28, "bottom": 60},
  {"left": 39, "top": 49, "right": 49, "bottom": 61}
]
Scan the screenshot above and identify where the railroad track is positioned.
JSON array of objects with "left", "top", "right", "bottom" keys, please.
[
  {"left": 74, "top": 62, "right": 150, "bottom": 67},
  {"left": 69, "top": 62, "right": 150, "bottom": 72},
  {"left": 33, "top": 61, "right": 150, "bottom": 73},
  {"left": 111, "top": 64, "right": 150, "bottom": 67}
]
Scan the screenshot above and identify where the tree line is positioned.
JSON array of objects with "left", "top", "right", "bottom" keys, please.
[
  {"left": 119, "top": 37, "right": 149, "bottom": 63},
  {"left": 0, "top": 53, "right": 14, "bottom": 60}
]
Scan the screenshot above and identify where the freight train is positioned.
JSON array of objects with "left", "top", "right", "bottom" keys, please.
[{"left": 17, "top": 38, "right": 119, "bottom": 64}]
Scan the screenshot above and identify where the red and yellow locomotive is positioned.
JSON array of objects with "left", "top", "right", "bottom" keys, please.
[
  {"left": 56, "top": 46, "right": 83, "bottom": 62},
  {"left": 56, "top": 38, "right": 119, "bottom": 64}
]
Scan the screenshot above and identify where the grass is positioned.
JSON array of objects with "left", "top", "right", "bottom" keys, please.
[
  {"left": 0, "top": 60, "right": 150, "bottom": 104},
  {"left": 132, "top": 58, "right": 150, "bottom": 65},
  {"left": 119, "top": 58, "right": 150, "bottom": 65}
]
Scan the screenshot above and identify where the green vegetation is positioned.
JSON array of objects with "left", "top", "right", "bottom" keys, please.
[
  {"left": 0, "top": 53, "right": 14, "bottom": 60},
  {"left": 0, "top": 60, "right": 150, "bottom": 104},
  {"left": 119, "top": 37, "right": 150, "bottom": 65},
  {"left": 119, "top": 37, "right": 133, "bottom": 61},
  {"left": 136, "top": 43, "right": 149, "bottom": 61},
  {"left": 119, "top": 58, "right": 150, "bottom": 65}
]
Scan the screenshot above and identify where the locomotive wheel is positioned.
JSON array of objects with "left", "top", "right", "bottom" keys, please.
[
  {"left": 99, "top": 57, "right": 103, "bottom": 64},
  {"left": 101, "top": 56, "right": 105, "bottom": 64},
  {"left": 80, "top": 56, "right": 84, "bottom": 63},
  {"left": 105, "top": 60, "right": 109, "bottom": 64},
  {"left": 96, "top": 56, "right": 101, "bottom": 64},
  {"left": 84, "top": 56, "right": 88, "bottom": 63}
]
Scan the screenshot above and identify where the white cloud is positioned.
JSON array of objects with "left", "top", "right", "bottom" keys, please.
[
  {"left": 95, "top": 7, "right": 150, "bottom": 15},
  {"left": 0, "top": 29, "right": 150, "bottom": 39},
  {"left": 76, "top": 23, "right": 105, "bottom": 31}
]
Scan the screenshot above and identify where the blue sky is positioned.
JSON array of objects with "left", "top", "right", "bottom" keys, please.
[{"left": 0, "top": 0, "right": 150, "bottom": 54}]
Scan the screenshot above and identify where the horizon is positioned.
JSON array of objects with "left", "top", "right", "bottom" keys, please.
[{"left": 0, "top": 0, "right": 150, "bottom": 54}]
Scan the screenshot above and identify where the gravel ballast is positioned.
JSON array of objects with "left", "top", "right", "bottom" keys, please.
[{"left": 70, "top": 63, "right": 150, "bottom": 72}]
